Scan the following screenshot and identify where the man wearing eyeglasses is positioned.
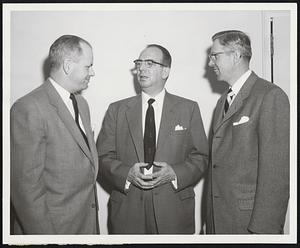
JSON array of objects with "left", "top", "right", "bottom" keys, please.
[
  {"left": 97, "top": 44, "right": 208, "bottom": 234},
  {"left": 206, "top": 30, "right": 289, "bottom": 234}
]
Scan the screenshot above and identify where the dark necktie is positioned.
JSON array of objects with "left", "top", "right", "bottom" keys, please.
[
  {"left": 69, "top": 93, "right": 90, "bottom": 149},
  {"left": 224, "top": 88, "right": 235, "bottom": 114},
  {"left": 144, "top": 98, "right": 156, "bottom": 170}
]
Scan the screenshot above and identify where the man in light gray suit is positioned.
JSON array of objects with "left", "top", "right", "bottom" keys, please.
[
  {"left": 206, "top": 30, "right": 289, "bottom": 234},
  {"left": 10, "top": 35, "right": 99, "bottom": 234}
]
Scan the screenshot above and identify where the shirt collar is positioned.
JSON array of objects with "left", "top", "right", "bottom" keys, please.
[
  {"left": 230, "top": 70, "right": 252, "bottom": 95},
  {"left": 49, "top": 77, "right": 71, "bottom": 101},
  {"left": 142, "top": 88, "right": 166, "bottom": 106}
]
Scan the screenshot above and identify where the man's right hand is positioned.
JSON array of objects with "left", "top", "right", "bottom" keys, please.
[{"left": 127, "top": 163, "right": 154, "bottom": 189}]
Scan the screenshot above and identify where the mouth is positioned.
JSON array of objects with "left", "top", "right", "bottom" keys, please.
[
  {"left": 139, "top": 75, "right": 148, "bottom": 80},
  {"left": 212, "top": 68, "right": 219, "bottom": 74}
]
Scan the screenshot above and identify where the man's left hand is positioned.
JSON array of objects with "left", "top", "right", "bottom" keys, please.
[{"left": 150, "top": 162, "right": 176, "bottom": 188}]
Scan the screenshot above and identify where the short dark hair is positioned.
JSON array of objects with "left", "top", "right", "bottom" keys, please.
[
  {"left": 146, "top": 44, "right": 172, "bottom": 67},
  {"left": 49, "top": 35, "right": 91, "bottom": 71},
  {"left": 212, "top": 30, "right": 252, "bottom": 62}
]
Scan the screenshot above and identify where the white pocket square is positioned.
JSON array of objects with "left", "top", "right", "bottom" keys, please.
[
  {"left": 175, "top": 124, "right": 186, "bottom": 131},
  {"left": 233, "top": 116, "right": 249, "bottom": 126}
]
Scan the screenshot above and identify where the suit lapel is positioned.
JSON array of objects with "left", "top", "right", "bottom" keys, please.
[
  {"left": 125, "top": 95, "right": 144, "bottom": 162},
  {"left": 222, "top": 91, "right": 244, "bottom": 123},
  {"left": 124, "top": 92, "right": 185, "bottom": 163},
  {"left": 44, "top": 80, "right": 94, "bottom": 164},
  {"left": 214, "top": 72, "right": 258, "bottom": 134},
  {"left": 156, "top": 92, "right": 177, "bottom": 153},
  {"left": 77, "top": 97, "right": 98, "bottom": 172},
  {"left": 213, "top": 94, "right": 227, "bottom": 133}
]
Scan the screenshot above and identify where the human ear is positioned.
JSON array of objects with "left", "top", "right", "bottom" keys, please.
[
  {"left": 162, "top": 67, "right": 170, "bottom": 80},
  {"left": 62, "top": 58, "right": 73, "bottom": 75},
  {"left": 233, "top": 50, "right": 242, "bottom": 63}
]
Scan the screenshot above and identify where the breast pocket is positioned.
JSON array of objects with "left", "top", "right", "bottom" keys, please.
[
  {"left": 232, "top": 118, "right": 256, "bottom": 143},
  {"left": 171, "top": 129, "right": 188, "bottom": 135},
  {"left": 167, "top": 130, "right": 188, "bottom": 162},
  {"left": 232, "top": 119, "right": 253, "bottom": 129}
]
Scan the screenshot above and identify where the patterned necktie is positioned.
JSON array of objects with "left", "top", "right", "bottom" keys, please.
[
  {"left": 69, "top": 93, "right": 90, "bottom": 149},
  {"left": 144, "top": 98, "right": 156, "bottom": 170},
  {"left": 224, "top": 88, "right": 235, "bottom": 114}
]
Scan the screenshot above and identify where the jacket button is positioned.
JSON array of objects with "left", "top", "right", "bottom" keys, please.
[
  {"left": 91, "top": 203, "right": 96, "bottom": 208},
  {"left": 213, "top": 164, "right": 217, "bottom": 168}
]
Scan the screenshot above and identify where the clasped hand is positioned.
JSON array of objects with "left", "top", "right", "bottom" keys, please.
[{"left": 127, "top": 162, "right": 176, "bottom": 190}]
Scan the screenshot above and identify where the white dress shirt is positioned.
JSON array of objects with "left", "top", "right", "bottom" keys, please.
[
  {"left": 125, "top": 88, "right": 177, "bottom": 190},
  {"left": 142, "top": 89, "right": 165, "bottom": 175},
  {"left": 49, "top": 77, "right": 86, "bottom": 133},
  {"left": 229, "top": 69, "right": 252, "bottom": 106}
]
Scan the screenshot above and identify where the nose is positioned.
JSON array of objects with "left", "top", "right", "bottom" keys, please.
[
  {"left": 208, "top": 59, "right": 214, "bottom": 67},
  {"left": 131, "top": 68, "right": 138, "bottom": 75},
  {"left": 89, "top": 67, "right": 95, "bottom": 77}
]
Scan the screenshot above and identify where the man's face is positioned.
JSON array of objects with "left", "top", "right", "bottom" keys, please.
[
  {"left": 208, "top": 39, "right": 235, "bottom": 83},
  {"left": 136, "top": 47, "right": 169, "bottom": 95},
  {"left": 69, "top": 42, "right": 95, "bottom": 93}
]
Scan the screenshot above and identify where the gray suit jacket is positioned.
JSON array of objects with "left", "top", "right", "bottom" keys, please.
[
  {"left": 97, "top": 91, "right": 208, "bottom": 234},
  {"left": 10, "top": 79, "right": 99, "bottom": 234},
  {"left": 206, "top": 72, "right": 290, "bottom": 234}
]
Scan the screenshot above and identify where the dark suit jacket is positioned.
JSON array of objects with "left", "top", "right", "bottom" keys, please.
[
  {"left": 10, "top": 79, "right": 99, "bottom": 234},
  {"left": 97, "top": 91, "right": 208, "bottom": 234},
  {"left": 206, "top": 72, "right": 290, "bottom": 234}
]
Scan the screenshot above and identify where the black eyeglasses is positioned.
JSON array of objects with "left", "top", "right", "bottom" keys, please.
[
  {"left": 208, "top": 51, "right": 235, "bottom": 61},
  {"left": 133, "top": 59, "right": 167, "bottom": 69}
]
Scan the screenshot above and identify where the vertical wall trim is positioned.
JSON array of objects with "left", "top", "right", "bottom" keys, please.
[
  {"left": 270, "top": 17, "right": 274, "bottom": 83},
  {"left": 261, "top": 10, "right": 269, "bottom": 81}
]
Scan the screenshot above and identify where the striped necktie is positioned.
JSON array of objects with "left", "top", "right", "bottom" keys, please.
[
  {"left": 69, "top": 93, "right": 90, "bottom": 149},
  {"left": 224, "top": 88, "right": 235, "bottom": 114}
]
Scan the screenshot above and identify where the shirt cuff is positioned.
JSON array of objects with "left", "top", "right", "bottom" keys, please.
[
  {"left": 171, "top": 176, "right": 178, "bottom": 189},
  {"left": 125, "top": 180, "right": 131, "bottom": 190}
]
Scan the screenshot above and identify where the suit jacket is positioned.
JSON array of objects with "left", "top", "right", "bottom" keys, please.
[
  {"left": 97, "top": 91, "right": 208, "bottom": 234},
  {"left": 206, "top": 72, "right": 290, "bottom": 234},
  {"left": 10, "top": 79, "right": 99, "bottom": 234}
]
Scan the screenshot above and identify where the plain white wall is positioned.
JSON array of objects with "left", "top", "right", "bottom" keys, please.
[{"left": 10, "top": 8, "right": 290, "bottom": 234}]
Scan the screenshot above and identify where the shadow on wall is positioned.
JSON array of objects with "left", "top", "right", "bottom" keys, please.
[
  {"left": 203, "top": 47, "right": 228, "bottom": 95},
  {"left": 43, "top": 56, "right": 51, "bottom": 81},
  {"left": 199, "top": 47, "right": 228, "bottom": 234},
  {"left": 130, "top": 67, "right": 141, "bottom": 95}
]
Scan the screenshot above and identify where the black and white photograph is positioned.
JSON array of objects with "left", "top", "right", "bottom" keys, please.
[{"left": 2, "top": 2, "right": 297, "bottom": 245}]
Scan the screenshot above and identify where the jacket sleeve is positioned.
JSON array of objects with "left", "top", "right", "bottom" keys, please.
[
  {"left": 248, "top": 88, "right": 290, "bottom": 233},
  {"left": 172, "top": 102, "right": 209, "bottom": 191},
  {"left": 10, "top": 99, "right": 56, "bottom": 234},
  {"left": 96, "top": 104, "right": 131, "bottom": 193}
]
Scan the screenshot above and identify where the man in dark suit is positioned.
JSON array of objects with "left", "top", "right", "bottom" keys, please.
[
  {"left": 10, "top": 35, "right": 99, "bottom": 234},
  {"left": 97, "top": 44, "right": 208, "bottom": 234},
  {"left": 206, "top": 30, "right": 289, "bottom": 234}
]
